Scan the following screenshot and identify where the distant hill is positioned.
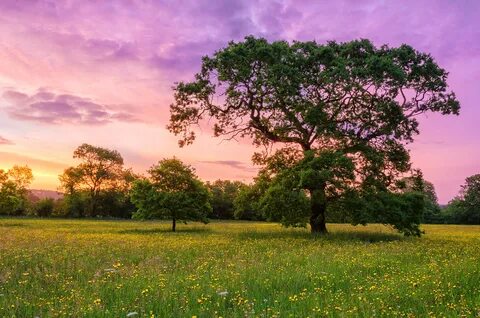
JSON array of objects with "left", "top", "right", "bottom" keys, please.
[{"left": 28, "top": 189, "right": 64, "bottom": 202}]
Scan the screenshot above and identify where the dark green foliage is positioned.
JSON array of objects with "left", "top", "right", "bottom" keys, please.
[
  {"left": 423, "top": 199, "right": 443, "bottom": 224},
  {"left": 260, "top": 184, "right": 309, "bottom": 227},
  {"left": 0, "top": 182, "right": 29, "bottom": 215},
  {"left": 459, "top": 174, "right": 480, "bottom": 224},
  {"left": 95, "top": 190, "right": 136, "bottom": 218},
  {"left": 206, "top": 180, "right": 244, "bottom": 219},
  {"left": 233, "top": 173, "right": 270, "bottom": 221},
  {"left": 33, "top": 198, "right": 55, "bottom": 217},
  {"left": 233, "top": 185, "right": 259, "bottom": 220},
  {"left": 350, "top": 191, "right": 425, "bottom": 236},
  {"left": 443, "top": 175, "right": 480, "bottom": 224},
  {"left": 0, "top": 166, "right": 33, "bottom": 215},
  {"left": 59, "top": 144, "right": 126, "bottom": 216},
  {"left": 258, "top": 153, "right": 424, "bottom": 235},
  {"left": 169, "top": 36, "right": 459, "bottom": 235},
  {"left": 131, "top": 180, "right": 210, "bottom": 223},
  {"left": 54, "top": 192, "right": 87, "bottom": 217},
  {"left": 56, "top": 190, "right": 136, "bottom": 218},
  {"left": 58, "top": 144, "right": 137, "bottom": 218},
  {"left": 397, "top": 175, "right": 442, "bottom": 224},
  {"left": 442, "top": 199, "right": 465, "bottom": 224},
  {"left": 130, "top": 158, "right": 211, "bottom": 231}
]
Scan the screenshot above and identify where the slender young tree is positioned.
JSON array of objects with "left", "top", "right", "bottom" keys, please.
[{"left": 169, "top": 37, "right": 459, "bottom": 234}]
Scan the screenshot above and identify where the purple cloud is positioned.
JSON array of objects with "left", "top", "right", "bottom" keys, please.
[
  {"left": 150, "top": 39, "right": 224, "bottom": 74},
  {"left": 2, "top": 0, "right": 477, "bottom": 82},
  {"left": 3, "top": 88, "right": 139, "bottom": 125}
]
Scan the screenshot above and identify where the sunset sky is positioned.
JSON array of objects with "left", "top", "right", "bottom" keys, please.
[{"left": 0, "top": 0, "right": 478, "bottom": 203}]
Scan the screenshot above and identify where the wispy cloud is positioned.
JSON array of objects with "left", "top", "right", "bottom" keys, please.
[
  {"left": 199, "top": 160, "right": 258, "bottom": 172},
  {"left": 3, "top": 88, "right": 139, "bottom": 125},
  {"left": 0, "top": 136, "right": 13, "bottom": 145}
]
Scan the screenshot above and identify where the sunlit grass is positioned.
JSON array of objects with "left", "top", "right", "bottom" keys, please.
[{"left": 1, "top": 218, "right": 479, "bottom": 317}]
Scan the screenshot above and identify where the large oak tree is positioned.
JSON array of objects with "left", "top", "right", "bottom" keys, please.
[{"left": 168, "top": 37, "right": 459, "bottom": 234}]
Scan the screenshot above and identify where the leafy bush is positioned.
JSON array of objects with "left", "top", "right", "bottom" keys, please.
[{"left": 33, "top": 198, "right": 55, "bottom": 217}]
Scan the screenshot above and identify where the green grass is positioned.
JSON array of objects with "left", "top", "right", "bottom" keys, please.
[{"left": 1, "top": 219, "right": 479, "bottom": 317}]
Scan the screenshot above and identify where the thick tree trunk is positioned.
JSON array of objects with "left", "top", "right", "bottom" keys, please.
[
  {"left": 309, "top": 189, "right": 328, "bottom": 234},
  {"left": 172, "top": 218, "right": 176, "bottom": 232}
]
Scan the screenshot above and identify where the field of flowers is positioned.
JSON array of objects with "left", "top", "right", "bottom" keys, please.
[{"left": 0, "top": 219, "right": 479, "bottom": 317}]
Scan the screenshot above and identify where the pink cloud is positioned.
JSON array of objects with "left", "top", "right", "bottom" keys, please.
[{"left": 3, "top": 88, "right": 139, "bottom": 125}]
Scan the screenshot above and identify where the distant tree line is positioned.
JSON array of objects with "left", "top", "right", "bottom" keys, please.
[
  {"left": 1, "top": 37, "right": 468, "bottom": 237},
  {"left": 1, "top": 143, "right": 479, "bottom": 229},
  {"left": 441, "top": 175, "right": 480, "bottom": 224}
]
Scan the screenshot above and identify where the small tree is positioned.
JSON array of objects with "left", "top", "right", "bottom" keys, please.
[{"left": 131, "top": 158, "right": 211, "bottom": 231}]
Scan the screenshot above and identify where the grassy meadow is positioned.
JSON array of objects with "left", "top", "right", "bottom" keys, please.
[{"left": 1, "top": 219, "right": 479, "bottom": 317}]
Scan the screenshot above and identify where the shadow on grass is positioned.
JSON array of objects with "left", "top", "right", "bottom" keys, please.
[
  {"left": 236, "top": 229, "right": 402, "bottom": 243},
  {"left": 119, "top": 227, "right": 213, "bottom": 235},
  {"left": 326, "top": 231, "right": 403, "bottom": 243}
]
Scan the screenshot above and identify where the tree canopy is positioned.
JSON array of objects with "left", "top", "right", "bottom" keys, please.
[
  {"left": 169, "top": 36, "right": 459, "bottom": 235},
  {"left": 59, "top": 143, "right": 134, "bottom": 217},
  {"left": 0, "top": 165, "right": 33, "bottom": 215},
  {"left": 206, "top": 180, "right": 245, "bottom": 219},
  {"left": 444, "top": 174, "right": 480, "bottom": 224},
  {"left": 398, "top": 174, "right": 441, "bottom": 224}
]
